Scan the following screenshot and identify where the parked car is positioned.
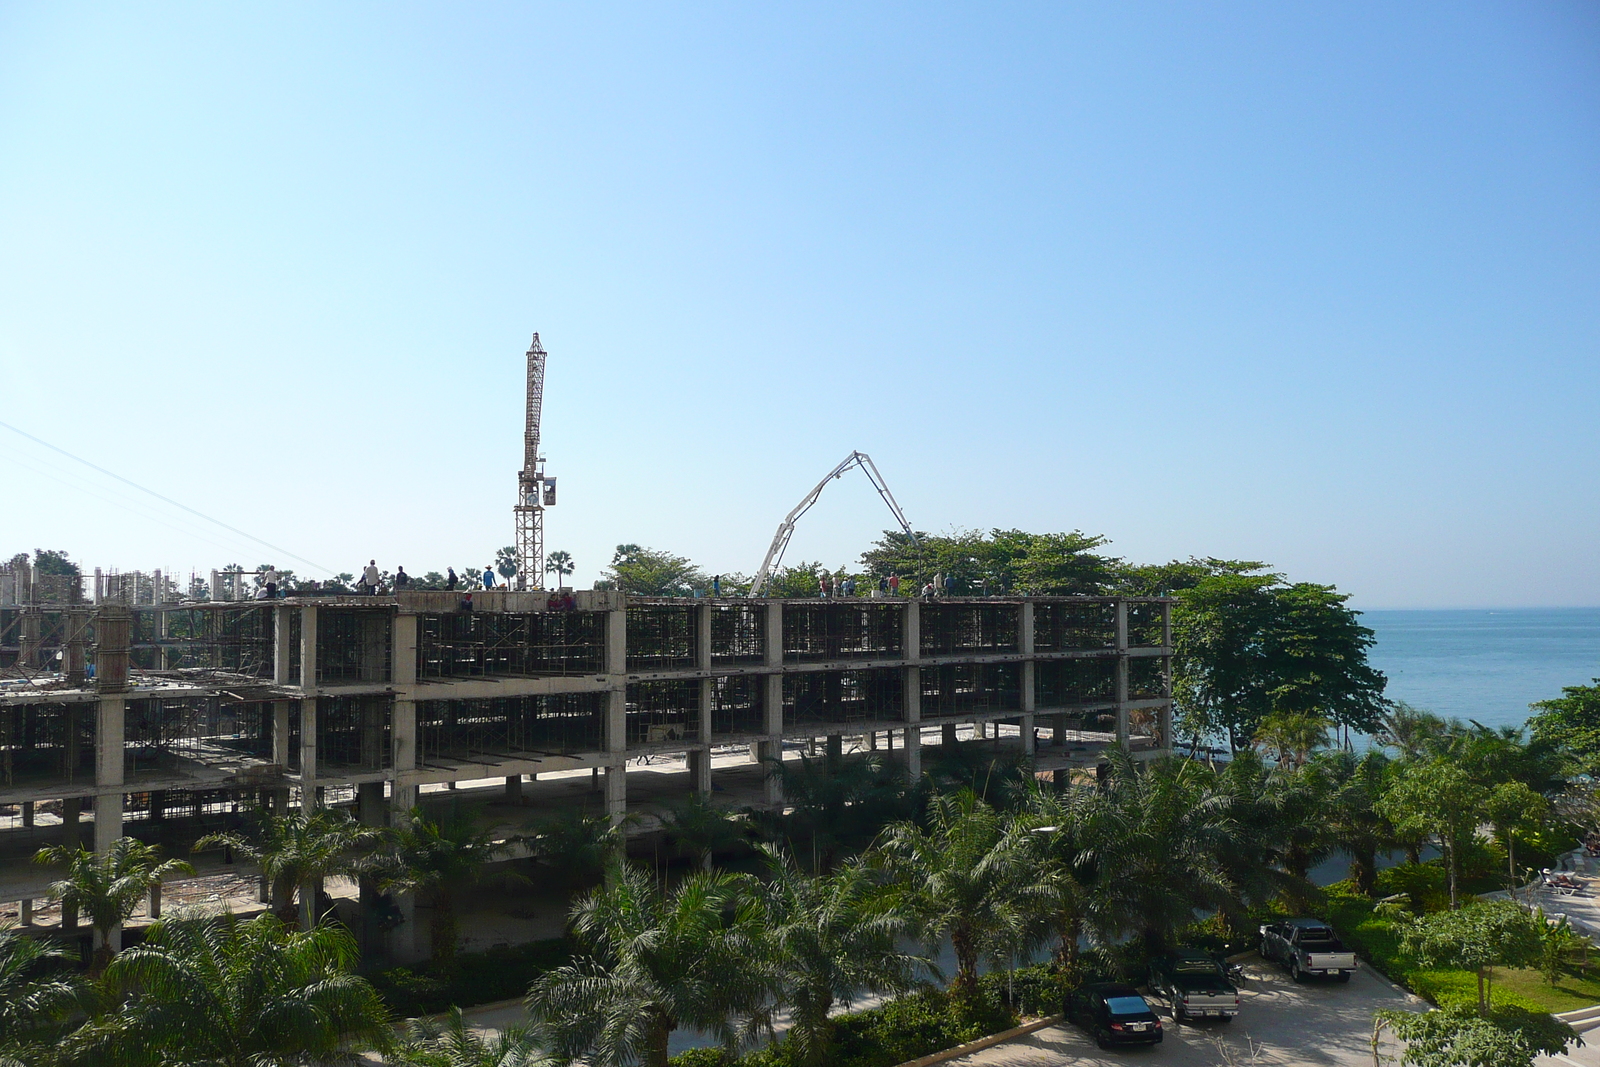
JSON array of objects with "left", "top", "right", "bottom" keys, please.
[
  {"left": 1065, "top": 982, "right": 1165, "bottom": 1048},
  {"left": 1259, "top": 918, "right": 1358, "bottom": 982},
  {"left": 1150, "top": 949, "right": 1241, "bottom": 1021}
]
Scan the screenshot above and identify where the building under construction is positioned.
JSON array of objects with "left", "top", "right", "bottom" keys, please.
[{"left": 0, "top": 332, "right": 1172, "bottom": 957}]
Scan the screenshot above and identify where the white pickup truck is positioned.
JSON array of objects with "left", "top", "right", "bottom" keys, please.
[{"left": 1259, "top": 919, "right": 1358, "bottom": 983}]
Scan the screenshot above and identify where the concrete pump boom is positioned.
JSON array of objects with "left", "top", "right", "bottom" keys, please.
[{"left": 747, "top": 451, "right": 918, "bottom": 597}]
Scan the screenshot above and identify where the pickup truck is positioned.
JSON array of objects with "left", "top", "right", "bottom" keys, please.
[
  {"left": 1259, "top": 919, "right": 1358, "bottom": 983},
  {"left": 1150, "top": 950, "right": 1240, "bottom": 1021}
]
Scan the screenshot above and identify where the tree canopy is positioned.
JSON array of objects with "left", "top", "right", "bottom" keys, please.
[
  {"left": 598, "top": 544, "right": 708, "bottom": 597},
  {"left": 859, "top": 529, "right": 1121, "bottom": 594},
  {"left": 1529, "top": 679, "right": 1600, "bottom": 776}
]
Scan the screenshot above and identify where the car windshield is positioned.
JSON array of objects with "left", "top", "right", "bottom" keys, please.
[{"left": 1105, "top": 996, "right": 1149, "bottom": 1015}]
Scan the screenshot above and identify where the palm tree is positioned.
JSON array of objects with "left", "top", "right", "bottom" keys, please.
[
  {"left": 660, "top": 792, "right": 746, "bottom": 870},
  {"left": 1016, "top": 781, "right": 1115, "bottom": 969},
  {"left": 35, "top": 837, "right": 194, "bottom": 975},
  {"left": 1252, "top": 710, "right": 1331, "bottom": 769},
  {"left": 525, "top": 863, "right": 767, "bottom": 1067},
  {"left": 62, "top": 913, "right": 393, "bottom": 1067},
  {"left": 529, "top": 808, "right": 627, "bottom": 891},
  {"left": 196, "top": 807, "right": 387, "bottom": 929},
  {"left": 1091, "top": 752, "right": 1253, "bottom": 956},
  {"left": 741, "top": 845, "right": 926, "bottom": 1066},
  {"left": 0, "top": 927, "right": 82, "bottom": 1057},
  {"left": 544, "top": 550, "right": 575, "bottom": 586},
  {"left": 1314, "top": 749, "right": 1393, "bottom": 894},
  {"left": 761, "top": 751, "right": 911, "bottom": 873},
  {"left": 380, "top": 806, "right": 515, "bottom": 962},
  {"left": 396, "top": 1006, "right": 553, "bottom": 1067},
  {"left": 1375, "top": 701, "right": 1450, "bottom": 760},
  {"left": 872, "top": 790, "right": 1040, "bottom": 1005}
]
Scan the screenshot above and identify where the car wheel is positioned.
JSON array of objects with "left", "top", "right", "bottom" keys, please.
[
  {"left": 1260, "top": 941, "right": 1272, "bottom": 960},
  {"left": 1336, "top": 972, "right": 1352, "bottom": 984},
  {"left": 1291, "top": 961, "right": 1305, "bottom": 983},
  {"left": 1096, "top": 1029, "right": 1111, "bottom": 1049}
]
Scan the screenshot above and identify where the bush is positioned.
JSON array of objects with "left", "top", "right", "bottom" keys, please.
[
  {"left": 1375, "top": 863, "right": 1449, "bottom": 914},
  {"left": 370, "top": 937, "right": 571, "bottom": 1017},
  {"left": 670, "top": 1049, "right": 733, "bottom": 1067}
]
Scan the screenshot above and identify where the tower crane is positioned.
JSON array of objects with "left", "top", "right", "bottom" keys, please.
[
  {"left": 747, "top": 451, "right": 919, "bottom": 598},
  {"left": 513, "top": 333, "right": 556, "bottom": 590}
]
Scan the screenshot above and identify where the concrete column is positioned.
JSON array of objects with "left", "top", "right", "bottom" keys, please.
[
  {"left": 903, "top": 726, "right": 921, "bottom": 778},
  {"left": 274, "top": 606, "right": 293, "bottom": 684},
  {"left": 1053, "top": 713, "right": 1067, "bottom": 747},
  {"left": 604, "top": 760, "right": 627, "bottom": 824},
  {"left": 764, "top": 602, "right": 783, "bottom": 667},
  {"left": 696, "top": 602, "right": 712, "bottom": 671},
  {"left": 759, "top": 740, "right": 783, "bottom": 805},
  {"left": 149, "top": 882, "right": 162, "bottom": 919},
  {"left": 21, "top": 801, "right": 33, "bottom": 828},
  {"left": 942, "top": 722, "right": 959, "bottom": 748},
  {"left": 1021, "top": 714, "right": 1036, "bottom": 755},
  {"left": 606, "top": 605, "right": 627, "bottom": 675},
  {"left": 903, "top": 600, "right": 920, "bottom": 662},
  {"left": 392, "top": 612, "right": 418, "bottom": 806},
  {"left": 299, "top": 605, "right": 319, "bottom": 806},
  {"left": 19, "top": 899, "right": 32, "bottom": 926},
  {"left": 18, "top": 610, "right": 39, "bottom": 671},
  {"left": 504, "top": 775, "right": 523, "bottom": 803},
  {"left": 273, "top": 702, "right": 291, "bottom": 767},
  {"left": 209, "top": 570, "right": 222, "bottom": 602},
  {"left": 1019, "top": 602, "right": 1036, "bottom": 751},
  {"left": 65, "top": 610, "right": 87, "bottom": 685},
  {"left": 93, "top": 567, "right": 103, "bottom": 605},
  {"left": 1115, "top": 601, "right": 1129, "bottom": 746},
  {"left": 689, "top": 749, "right": 712, "bottom": 795},
  {"left": 825, "top": 732, "right": 843, "bottom": 771}
]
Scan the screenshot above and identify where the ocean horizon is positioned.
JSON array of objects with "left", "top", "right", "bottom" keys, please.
[{"left": 1361, "top": 607, "right": 1600, "bottom": 733}]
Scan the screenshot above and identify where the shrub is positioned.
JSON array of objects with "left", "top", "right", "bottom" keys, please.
[
  {"left": 369, "top": 937, "right": 571, "bottom": 1017},
  {"left": 1375, "top": 862, "right": 1450, "bottom": 914}
]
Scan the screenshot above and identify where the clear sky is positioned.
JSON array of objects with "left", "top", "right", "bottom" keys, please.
[{"left": 1, "top": 3, "right": 1596, "bottom": 608}]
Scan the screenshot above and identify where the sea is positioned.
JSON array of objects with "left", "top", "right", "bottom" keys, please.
[{"left": 1362, "top": 607, "right": 1600, "bottom": 733}]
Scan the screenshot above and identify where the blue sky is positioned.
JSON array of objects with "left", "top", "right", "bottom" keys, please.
[{"left": 1, "top": 2, "right": 1596, "bottom": 608}]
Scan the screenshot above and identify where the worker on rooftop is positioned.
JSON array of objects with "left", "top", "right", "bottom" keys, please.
[
  {"left": 483, "top": 566, "right": 496, "bottom": 589},
  {"left": 361, "top": 560, "right": 380, "bottom": 595}
]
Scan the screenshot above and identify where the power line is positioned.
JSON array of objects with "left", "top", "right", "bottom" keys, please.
[{"left": 0, "top": 418, "right": 332, "bottom": 575}]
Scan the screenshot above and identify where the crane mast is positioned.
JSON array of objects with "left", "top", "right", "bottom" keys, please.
[{"left": 514, "top": 333, "right": 555, "bottom": 590}]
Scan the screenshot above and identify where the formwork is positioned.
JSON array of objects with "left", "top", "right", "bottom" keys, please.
[
  {"left": 919, "top": 663, "right": 1022, "bottom": 717},
  {"left": 0, "top": 702, "right": 93, "bottom": 790},
  {"left": 625, "top": 680, "right": 699, "bottom": 745},
  {"left": 783, "top": 668, "right": 903, "bottom": 728},
  {"left": 626, "top": 605, "right": 696, "bottom": 671},
  {"left": 710, "top": 675, "right": 766, "bottom": 735},
  {"left": 709, "top": 604, "right": 764, "bottom": 666},
  {"left": 417, "top": 611, "right": 605, "bottom": 678},
  {"left": 317, "top": 696, "right": 393, "bottom": 773},
  {"left": 416, "top": 693, "right": 606, "bottom": 764},
  {"left": 124, "top": 696, "right": 274, "bottom": 781},
  {"left": 920, "top": 603, "right": 1018, "bottom": 657},
  {"left": 1033, "top": 601, "right": 1116, "bottom": 651},
  {"left": 781, "top": 603, "right": 902, "bottom": 662},
  {"left": 1034, "top": 657, "right": 1117, "bottom": 705}
]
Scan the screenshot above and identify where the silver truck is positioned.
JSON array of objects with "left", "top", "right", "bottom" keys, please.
[{"left": 1259, "top": 919, "right": 1358, "bottom": 983}]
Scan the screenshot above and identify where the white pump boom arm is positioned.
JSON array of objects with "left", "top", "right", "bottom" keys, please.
[{"left": 747, "top": 451, "right": 918, "bottom": 597}]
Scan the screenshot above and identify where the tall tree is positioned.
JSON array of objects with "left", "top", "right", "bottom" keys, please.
[
  {"left": 1378, "top": 759, "right": 1488, "bottom": 910},
  {"left": 544, "top": 549, "right": 576, "bottom": 585},
  {"left": 599, "top": 545, "right": 707, "bottom": 597},
  {"left": 1398, "top": 901, "right": 1546, "bottom": 1015},
  {"left": 381, "top": 806, "right": 515, "bottom": 962},
  {"left": 1313, "top": 749, "right": 1394, "bottom": 894},
  {"left": 525, "top": 864, "right": 767, "bottom": 1067},
  {"left": 1529, "top": 679, "right": 1600, "bottom": 775},
  {"left": 741, "top": 847, "right": 925, "bottom": 1066},
  {"left": 0, "top": 928, "right": 82, "bottom": 1056},
  {"left": 872, "top": 791, "right": 1039, "bottom": 1004},
  {"left": 63, "top": 914, "right": 393, "bottom": 1067},
  {"left": 859, "top": 528, "right": 1120, "bottom": 594},
  {"left": 34, "top": 838, "right": 194, "bottom": 975}
]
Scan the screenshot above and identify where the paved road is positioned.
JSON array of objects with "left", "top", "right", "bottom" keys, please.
[{"left": 948, "top": 956, "right": 1423, "bottom": 1067}]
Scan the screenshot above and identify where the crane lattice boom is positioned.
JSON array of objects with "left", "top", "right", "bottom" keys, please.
[{"left": 514, "top": 333, "right": 553, "bottom": 590}]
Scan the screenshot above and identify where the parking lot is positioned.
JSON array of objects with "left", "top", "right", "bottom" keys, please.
[{"left": 947, "top": 955, "right": 1424, "bottom": 1067}]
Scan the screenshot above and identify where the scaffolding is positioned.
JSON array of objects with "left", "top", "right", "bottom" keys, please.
[
  {"left": 782, "top": 603, "right": 902, "bottom": 662},
  {"left": 314, "top": 610, "right": 391, "bottom": 684},
  {"left": 318, "top": 695, "right": 393, "bottom": 772},
  {"left": 416, "top": 693, "right": 606, "bottom": 764},
  {"left": 1034, "top": 657, "right": 1116, "bottom": 705},
  {"left": 625, "top": 606, "right": 696, "bottom": 671},
  {"left": 710, "top": 604, "right": 765, "bottom": 665},
  {"left": 124, "top": 697, "right": 273, "bottom": 781},
  {"left": 920, "top": 663, "right": 1021, "bottom": 717},
  {"left": 784, "top": 668, "right": 903, "bottom": 728},
  {"left": 919, "top": 604, "right": 1018, "bottom": 657},
  {"left": 0, "top": 702, "right": 93, "bottom": 790},
  {"left": 1127, "top": 601, "right": 1165, "bottom": 647},
  {"left": 625, "top": 680, "right": 699, "bottom": 745},
  {"left": 1033, "top": 601, "right": 1116, "bottom": 651},
  {"left": 710, "top": 675, "right": 765, "bottom": 735},
  {"left": 418, "top": 611, "right": 604, "bottom": 679}
]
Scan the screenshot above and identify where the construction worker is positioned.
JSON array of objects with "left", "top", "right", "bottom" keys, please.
[
  {"left": 888, "top": 573, "right": 900, "bottom": 596},
  {"left": 394, "top": 566, "right": 410, "bottom": 590},
  {"left": 446, "top": 567, "right": 457, "bottom": 590},
  {"left": 362, "top": 560, "right": 380, "bottom": 595},
  {"left": 482, "top": 567, "right": 496, "bottom": 589}
]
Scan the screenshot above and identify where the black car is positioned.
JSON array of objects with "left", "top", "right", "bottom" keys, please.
[{"left": 1066, "top": 982, "right": 1165, "bottom": 1049}]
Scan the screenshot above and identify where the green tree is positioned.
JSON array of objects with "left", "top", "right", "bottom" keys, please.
[
  {"left": 1374, "top": 1005, "right": 1576, "bottom": 1067},
  {"left": 1253, "top": 710, "right": 1331, "bottom": 769},
  {"left": 0, "top": 927, "right": 82, "bottom": 1056},
  {"left": 1378, "top": 759, "right": 1488, "bottom": 910},
  {"left": 1167, "top": 563, "right": 1386, "bottom": 748},
  {"left": 1015, "top": 781, "right": 1114, "bottom": 967},
  {"left": 529, "top": 809, "right": 626, "bottom": 891},
  {"left": 35, "top": 837, "right": 194, "bottom": 975},
  {"left": 525, "top": 864, "right": 767, "bottom": 1067},
  {"left": 741, "top": 846, "right": 925, "bottom": 1066},
  {"left": 1397, "top": 900, "right": 1547, "bottom": 1016},
  {"left": 196, "top": 807, "right": 386, "bottom": 930},
  {"left": 1314, "top": 749, "right": 1393, "bottom": 894},
  {"left": 496, "top": 546, "right": 519, "bottom": 583},
  {"left": 32, "top": 549, "right": 81, "bottom": 577},
  {"left": 760, "top": 752, "right": 912, "bottom": 872},
  {"left": 872, "top": 791, "right": 1039, "bottom": 1004},
  {"left": 1484, "top": 781, "right": 1547, "bottom": 884},
  {"left": 859, "top": 528, "right": 1120, "bottom": 594},
  {"left": 660, "top": 792, "right": 746, "bottom": 870},
  {"left": 544, "top": 549, "right": 575, "bottom": 586},
  {"left": 63, "top": 914, "right": 393, "bottom": 1067},
  {"left": 599, "top": 545, "right": 707, "bottom": 597},
  {"left": 1529, "top": 680, "right": 1600, "bottom": 775},
  {"left": 1377, "top": 701, "right": 1452, "bottom": 760},
  {"left": 381, "top": 806, "right": 516, "bottom": 962},
  {"left": 395, "top": 1006, "right": 553, "bottom": 1067}
]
